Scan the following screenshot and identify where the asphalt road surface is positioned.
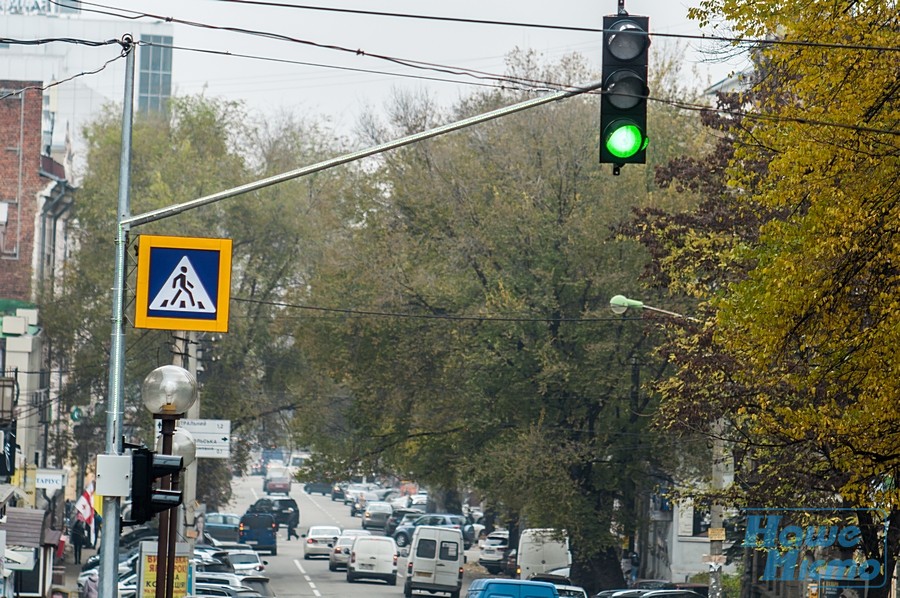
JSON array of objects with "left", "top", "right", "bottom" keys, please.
[{"left": 226, "top": 475, "right": 484, "bottom": 598}]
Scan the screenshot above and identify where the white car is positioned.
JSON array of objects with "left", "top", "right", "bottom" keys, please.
[
  {"left": 226, "top": 549, "right": 267, "bottom": 575},
  {"left": 303, "top": 525, "right": 342, "bottom": 559}
]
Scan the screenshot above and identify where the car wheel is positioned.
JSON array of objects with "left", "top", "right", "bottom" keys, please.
[
  {"left": 271, "top": 547, "right": 277, "bottom": 556},
  {"left": 389, "top": 575, "right": 397, "bottom": 586},
  {"left": 395, "top": 533, "right": 409, "bottom": 547},
  {"left": 303, "top": 554, "right": 310, "bottom": 560},
  {"left": 403, "top": 580, "right": 412, "bottom": 598},
  {"left": 346, "top": 572, "right": 356, "bottom": 583},
  {"left": 328, "top": 562, "right": 336, "bottom": 572},
  {"left": 450, "top": 591, "right": 459, "bottom": 598}
]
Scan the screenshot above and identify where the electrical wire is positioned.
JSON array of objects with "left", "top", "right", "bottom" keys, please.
[
  {"left": 0, "top": 47, "right": 129, "bottom": 101},
  {"left": 56, "top": 0, "right": 900, "bottom": 54}
]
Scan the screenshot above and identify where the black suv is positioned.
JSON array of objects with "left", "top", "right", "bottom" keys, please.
[{"left": 247, "top": 497, "right": 299, "bottom": 528}]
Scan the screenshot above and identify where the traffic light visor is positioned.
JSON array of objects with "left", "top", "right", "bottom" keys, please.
[
  {"left": 607, "top": 20, "right": 648, "bottom": 60},
  {"left": 604, "top": 121, "right": 648, "bottom": 159}
]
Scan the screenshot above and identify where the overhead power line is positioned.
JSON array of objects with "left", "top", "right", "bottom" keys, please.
[
  {"left": 0, "top": 48, "right": 128, "bottom": 101},
  {"left": 65, "top": 0, "right": 900, "bottom": 54}
]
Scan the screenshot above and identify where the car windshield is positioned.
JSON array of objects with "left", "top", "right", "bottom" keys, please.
[
  {"left": 485, "top": 536, "right": 508, "bottom": 546},
  {"left": 367, "top": 503, "right": 392, "bottom": 513},
  {"left": 228, "top": 553, "right": 260, "bottom": 565},
  {"left": 336, "top": 537, "right": 355, "bottom": 547}
]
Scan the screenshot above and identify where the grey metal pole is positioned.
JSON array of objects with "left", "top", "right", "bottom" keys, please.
[
  {"left": 122, "top": 81, "right": 604, "bottom": 229},
  {"left": 100, "top": 34, "right": 135, "bottom": 598}
]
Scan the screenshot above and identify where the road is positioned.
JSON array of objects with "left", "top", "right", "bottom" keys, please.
[{"left": 225, "top": 475, "right": 484, "bottom": 598}]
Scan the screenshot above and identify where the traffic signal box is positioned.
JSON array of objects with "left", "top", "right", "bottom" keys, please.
[
  {"left": 129, "top": 446, "right": 184, "bottom": 525},
  {"left": 600, "top": 14, "right": 650, "bottom": 172}
]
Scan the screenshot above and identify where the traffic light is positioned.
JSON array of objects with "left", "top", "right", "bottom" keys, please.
[
  {"left": 600, "top": 13, "right": 650, "bottom": 173},
  {"left": 129, "top": 446, "right": 183, "bottom": 525}
]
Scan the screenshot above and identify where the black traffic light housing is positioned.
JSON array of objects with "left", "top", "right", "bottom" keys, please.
[
  {"left": 600, "top": 13, "right": 650, "bottom": 174},
  {"left": 128, "top": 445, "right": 183, "bottom": 525}
]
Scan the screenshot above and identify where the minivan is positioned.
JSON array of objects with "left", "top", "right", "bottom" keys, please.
[
  {"left": 404, "top": 525, "right": 464, "bottom": 598},
  {"left": 238, "top": 513, "right": 278, "bottom": 555},
  {"left": 346, "top": 535, "right": 399, "bottom": 585},
  {"left": 517, "top": 529, "right": 571, "bottom": 580},
  {"left": 466, "top": 578, "right": 560, "bottom": 598}
]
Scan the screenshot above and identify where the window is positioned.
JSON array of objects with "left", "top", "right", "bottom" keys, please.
[
  {"left": 416, "top": 539, "right": 436, "bottom": 559},
  {"left": 138, "top": 35, "right": 173, "bottom": 113},
  {"left": 439, "top": 540, "right": 459, "bottom": 560}
]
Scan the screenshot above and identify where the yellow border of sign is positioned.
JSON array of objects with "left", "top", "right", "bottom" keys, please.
[{"left": 135, "top": 235, "right": 232, "bottom": 332}]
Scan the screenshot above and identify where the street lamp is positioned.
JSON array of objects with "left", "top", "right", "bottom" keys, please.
[
  {"left": 609, "top": 294, "right": 698, "bottom": 321},
  {"left": 609, "top": 295, "right": 721, "bottom": 598},
  {"left": 142, "top": 365, "right": 197, "bottom": 598}
]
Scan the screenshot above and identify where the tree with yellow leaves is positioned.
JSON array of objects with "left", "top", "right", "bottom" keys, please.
[{"left": 628, "top": 1, "right": 900, "bottom": 595}]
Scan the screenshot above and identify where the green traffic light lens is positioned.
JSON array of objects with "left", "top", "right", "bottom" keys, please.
[{"left": 605, "top": 123, "right": 646, "bottom": 159}]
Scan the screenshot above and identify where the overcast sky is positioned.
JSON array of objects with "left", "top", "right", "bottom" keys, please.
[{"left": 115, "top": 0, "right": 748, "bottom": 131}]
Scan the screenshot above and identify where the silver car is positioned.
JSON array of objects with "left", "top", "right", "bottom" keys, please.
[
  {"left": 328, "top": 535, "right": 357, "bottom": 571},
  {"left": 303, "top": 525, "right": 342, "bottom": 559}
]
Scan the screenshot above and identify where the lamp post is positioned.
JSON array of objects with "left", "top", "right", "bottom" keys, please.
[
  {"left": 141, "top": 365, "right": 197, "bottom": 598},
  {"left": 156, "top": 427, "right": 196, "bottom": 598},
  {"left": 610, "top": 295, "right": 722, "bottom": 598}
]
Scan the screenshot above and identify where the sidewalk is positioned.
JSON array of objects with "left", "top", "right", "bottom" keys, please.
[{"left": 56, "top": 544, "right": 99, "bottom": 597}]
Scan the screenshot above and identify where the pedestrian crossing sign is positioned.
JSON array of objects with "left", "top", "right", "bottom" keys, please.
[{"left": 135, "top": 235, "right": 233, "bottom": 332}]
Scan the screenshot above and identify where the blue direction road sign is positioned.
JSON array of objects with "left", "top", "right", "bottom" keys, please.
[{"left": 135, "top": 235, "right": 233, "bottom": 332}]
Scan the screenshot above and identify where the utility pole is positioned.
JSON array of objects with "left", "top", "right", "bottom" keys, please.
[
  {"left": 99, "top": 34, "right": 134, "bottom": 598},
  {"left": 708, "top": 420, "right": 727, "bottom": 598}
]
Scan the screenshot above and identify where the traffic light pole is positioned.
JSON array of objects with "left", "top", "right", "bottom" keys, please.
[{"left": 100, "top": 35, "right": 134, "bottom": 598}]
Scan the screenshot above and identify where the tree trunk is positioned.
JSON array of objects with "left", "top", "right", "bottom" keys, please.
[{"left": 572, "top": 545, "right": 627, "bottom": 595}]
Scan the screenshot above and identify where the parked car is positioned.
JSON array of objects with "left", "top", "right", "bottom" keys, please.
[
  {"left": 479, "top": 530, "right": 511, "bottom": 574},
  {"left": 385, "top": 508, "right": 425, "bottom": 537},
  {"left": 361, "top": 501, "right": 394, "bottom": 529},
  {"left": 304, "top": 480, "right": 332, "bottom": 495},
  {"left": 392, "top": 513, "right": 470, "bottom": 549},
  {"left": 246, "top": 498, "right": 299, "bottom": 529},
  {"left": 238, "top": 513, "right": 278, "bottom": 555},
  {"left": 466, "top": 578, "right": 560, "bottom": 598},
  {"left": 345, "top": 535, "right": 398, "bottom": 585},
  {"left": 328, "top": 535, "right": 357, "bottom": 571},
  {"left": 226, "top": 549, "right": 267, "bottom": 576},
  {"left": 205, "top": 513, "right": 242, "bottom": 542},
  {"left": 238, "top": 575, "right": 275, "bottom": 598},
  {"left": 303, "top": 525, "right": 342, "bottom": 559},
  {"left": 674, "top": 584, "right": 709, "bottom": 597},
  {"left": 634, "top": 581, "right": 677, "bottom": 590}
]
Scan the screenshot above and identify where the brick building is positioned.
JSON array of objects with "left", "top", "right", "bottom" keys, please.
[
  {"left": 1, "top": 81, "right": 73, "bottom": 511},
  {"left": 1, "top": 82, "right": 73, "bottom": 302}
]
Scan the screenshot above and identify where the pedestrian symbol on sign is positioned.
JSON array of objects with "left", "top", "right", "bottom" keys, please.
[{"left": 148, "top": 256, "right": 216, "bottom": 314}]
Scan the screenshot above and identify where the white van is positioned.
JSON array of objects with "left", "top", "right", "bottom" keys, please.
[
  {"left": 346, "top": 535, "right": 398, "bottom": 585},
  {"left": 404, "top": 525, "right": 465, "bottom": 598},
  {"left": 517, "top": 529, "right": 571, "bottom": 580}
]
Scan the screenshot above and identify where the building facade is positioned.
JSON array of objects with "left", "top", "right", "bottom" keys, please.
[{"left": 1, "top": 0, "right": 174, "bottom": 180}]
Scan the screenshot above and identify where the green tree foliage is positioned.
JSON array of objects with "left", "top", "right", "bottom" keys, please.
[
  {"left": 41, "top": 97, "right": 355, "bottom": 509},
  {"left": 626, "top": 1, "right": 900, "bottom": 594},
  {"left": 289, "top": 50, "right": 709, "bottom": 591}
]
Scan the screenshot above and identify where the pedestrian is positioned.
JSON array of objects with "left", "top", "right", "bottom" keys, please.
[
  {"left": 71, "top": 520, "right": 87, "bottom": 564},
  {"left": 287, "top": 520, "right": 299, "bottom": 541},
  {"left": 92, "top": 513, "right": 103, "bottom": 548},
  {"left": 82, "top": 570, "right": 99, "bottom": 598}
]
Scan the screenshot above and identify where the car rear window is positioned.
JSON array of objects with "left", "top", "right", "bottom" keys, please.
[
  {"left": 439, "top": 540, "right": 459, "bottom": 560},
  {"left": 416, "top": 539, "right": 436, "bottom": 558}
]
